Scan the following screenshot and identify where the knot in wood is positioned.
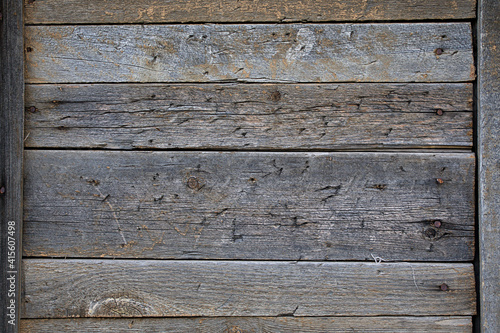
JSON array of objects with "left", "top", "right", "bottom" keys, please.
[
  {"left": 424, "top": 227, "right": 437, "bottom": 239},
  {"left": 270, "top": 90, "right": 281, "bottom": 102}
]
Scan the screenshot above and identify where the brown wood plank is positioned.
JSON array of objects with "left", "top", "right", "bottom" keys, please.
[
  {"left": 24, "top": 0, "right": 476, "bottom": 24},
  {"left": 22, "top": 259, "right": 476, "bottom": 318},
  {"left": 23, "top": 150, "right": 475, "bottom": 261},
  {"left": 24, "top": 83, "right": 473, "bottom": 150},
  {"left": 478, "top": 0, "right": 500, "bottom": 331},
  {"left": 0, "top": 0, "right": 24, "bottom": 332},
  {"left": 20, "top": 316, "right": 473, "bottom": 333},
  {"left": 25, "top": 23, "right": 474, "bottom": 84}
]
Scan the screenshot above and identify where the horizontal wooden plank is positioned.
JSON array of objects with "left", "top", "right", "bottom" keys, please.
[
  {"left": 24, "top": 83, "right": 473, "bottom": 149},
  {"left": 22, "top": 260, "right": 476, "bottom": 318},
  {"left": 25, "top": 24, "right": 474, "bottom": 83},
  {"left": 23, "top": 151, "right": 475, "bottom": 261},
  {"left": 20, "top": 316, "right": 473, "bottom": 332},
  {"left": 24, "top": 0, "right": 476, "bottom": 24}
]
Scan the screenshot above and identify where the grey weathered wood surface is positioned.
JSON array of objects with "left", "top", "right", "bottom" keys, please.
[
  {"left": 20, "top": 316, "right": 473, "bottom": 333},
  {"left": 1, "top": 0, "right": 24, "bottom": 332},
  {"left": 25, "top": 23, "right": 474, "bottom": 84},
  {"left": 24, "top": 83, "right": 473, "bottom": 150},
  {"left": 22, "top": 259, "right": 476, "bottom": 318},
  {"left": 23, "top": 150, "right": 475, "bottom": 261},
  {"left": 478, "top": 0, "right": 500, "bottom": 331},
  {"left": 24, "top": 0, "right": 476, "bottom": 24}
]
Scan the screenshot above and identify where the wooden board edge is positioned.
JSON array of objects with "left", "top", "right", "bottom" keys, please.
[
  {"left": 19, "top": 316, "right": 473, "bottom": 333},
  {"left": 23, "top": 0, "right": 477, "bottom": 24},
  {"left": 0, "top": 0, "right": 24, "bottom": 332},
  {"left": 478, "top": 0, "right": 500, "bottom": 332}
]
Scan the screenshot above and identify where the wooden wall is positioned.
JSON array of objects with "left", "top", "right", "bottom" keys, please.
[{"left": 21, "top": 0, "right": 477, "bottom": 332}]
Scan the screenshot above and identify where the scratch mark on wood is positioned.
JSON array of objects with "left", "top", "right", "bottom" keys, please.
[{"left": 95, "top": 187, "right": 127, "bottom": 245}]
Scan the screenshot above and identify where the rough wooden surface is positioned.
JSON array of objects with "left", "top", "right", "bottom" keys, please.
[
  {"left": 20, "top": 316, "right": 473, "bottom": 333},
  {"left": 25, "top": 23, "right": 474, "bottom": 84},
  {"left": 22, "top": 259, "right": 476, "bottom": 318},
  {"left": 24, "top": 0, "right": 477, "bottom": 24},
  {"left": 24, "top": 83, "right": 473, "bottom": 150},
  {"left": 0, "top": 0, "right": 24, "bottom": 332},
  {"left": 478, "top": 0, "right": 500, "bottom": 331},
  {"left": 23, "top": 150, "right": 475, "bottom": 261}
]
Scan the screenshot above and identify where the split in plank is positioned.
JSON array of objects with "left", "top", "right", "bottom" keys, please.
[
  {"left": 20, "top": 316, "right": 473, "bottom": 333},
  {"left": 24, "top": 0, "right": 476, "bottom": 24},
  {"left": 24, "top": 83, "right": 473, "bottom": 150},
  {"left": 22, "top": 260, "right": 476, "bottom": 318},
  {"left": 23, "top": 150, "right": 475, "bottom": 261},
  {"left": 25, "top": 23, "right": 474, "bottom": 83}
]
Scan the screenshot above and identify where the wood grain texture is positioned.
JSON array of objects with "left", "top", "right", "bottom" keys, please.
[
  {"left": 24, "top": 0, "right": 477, "bottom": 24},
  {"left": 23, "top": 150, "right": 475, "bottom": 261},
  {"left": 25, "top": 23, "right": 474, "bottom": 84},
  {"left": 24, "top": 83, "right": 473, "bottom": 150},
  {"left": 0, "top": 0, "right": 24, "bottom": 332},
  {"left": 478, "top": 0, "right": 500, "bottom": 331},
  {"left": 22, "top": 259, "right": 476, "bottom": 318},
  {"left": 20, "top": 316, "right": 473, "bottom": 333}
]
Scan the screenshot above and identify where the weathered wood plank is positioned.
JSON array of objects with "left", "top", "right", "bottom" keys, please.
[
  {"left": 0, "top": 0, "right": 24, "bottom": 332},
  {"left": 20, "top": 316, "right": 473, "bottom": 333},
  {"left": 25, "top": 24, "right": 474, "bottom": 83},
  {"left": 22, "top": 259, "right": 476, "bottom": 318},
  {"left": 23, "top": 151, "right": 475, "bottom": 261},
  {"left": 24, "top": 0, "right": 476, "bottom": 24},
  {"left": 478, "top": 0, "right": 500, "bottom": 331},
  {"left": 24, "top": 83, "right": 473, "bottom": 149}
]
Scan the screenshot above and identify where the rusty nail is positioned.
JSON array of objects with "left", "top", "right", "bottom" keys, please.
[
  {"left": 28, "top": 106, "right": 37, "bottom": 113},
  {"left": 0, "top": 187, "right": 5, "bottom": 195},
  {"left": 434, "top": 48, "right": 444, "bottom": 55},
  {"left": 436, "top": 178, "right": 444, "bottom": 184},
  {"left": 187, "top": 177, "right": 199, "bottom": 189},
  {"left": 433, "top": 220, "right": 442, "bottom": 228},
  {"left": 436, "top": 109, "right": 444, "bottom": 116},
  {"left": 440, "top": 283, "right": 449, "bottom": 291}
]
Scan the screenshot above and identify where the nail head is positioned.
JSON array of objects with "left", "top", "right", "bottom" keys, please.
[
  {"left": 433, "top": 220, "right": 442, "bottom": 228},
  {"left": 440, "top": 283, "right": 449, "bottom": 291},
  {"left": 435, "top": 48, "right": 444, "bottom": 55},
  {"left": 0, "top": 187, "right": 5, "bottom": 195},
  {"left": 187, "top": 177, "right": 199, "bottom": 189},
  {"left": 436, "top": 178, "right": 444, "bottom": 184},
  {"left": 436, "top": 109, "right": 444, "bottom": 116}
]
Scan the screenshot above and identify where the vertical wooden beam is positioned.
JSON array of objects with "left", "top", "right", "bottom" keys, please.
[
  {"left": 0, "top": 0, "right": 24, "bottom": 332},
  {"left": 478, "top": 0, "right": 500, "bottom": 332}
]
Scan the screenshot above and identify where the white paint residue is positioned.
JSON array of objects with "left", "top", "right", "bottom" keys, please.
[{"left": 285, "top": 28, "right": 315, "bottom": 62}]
